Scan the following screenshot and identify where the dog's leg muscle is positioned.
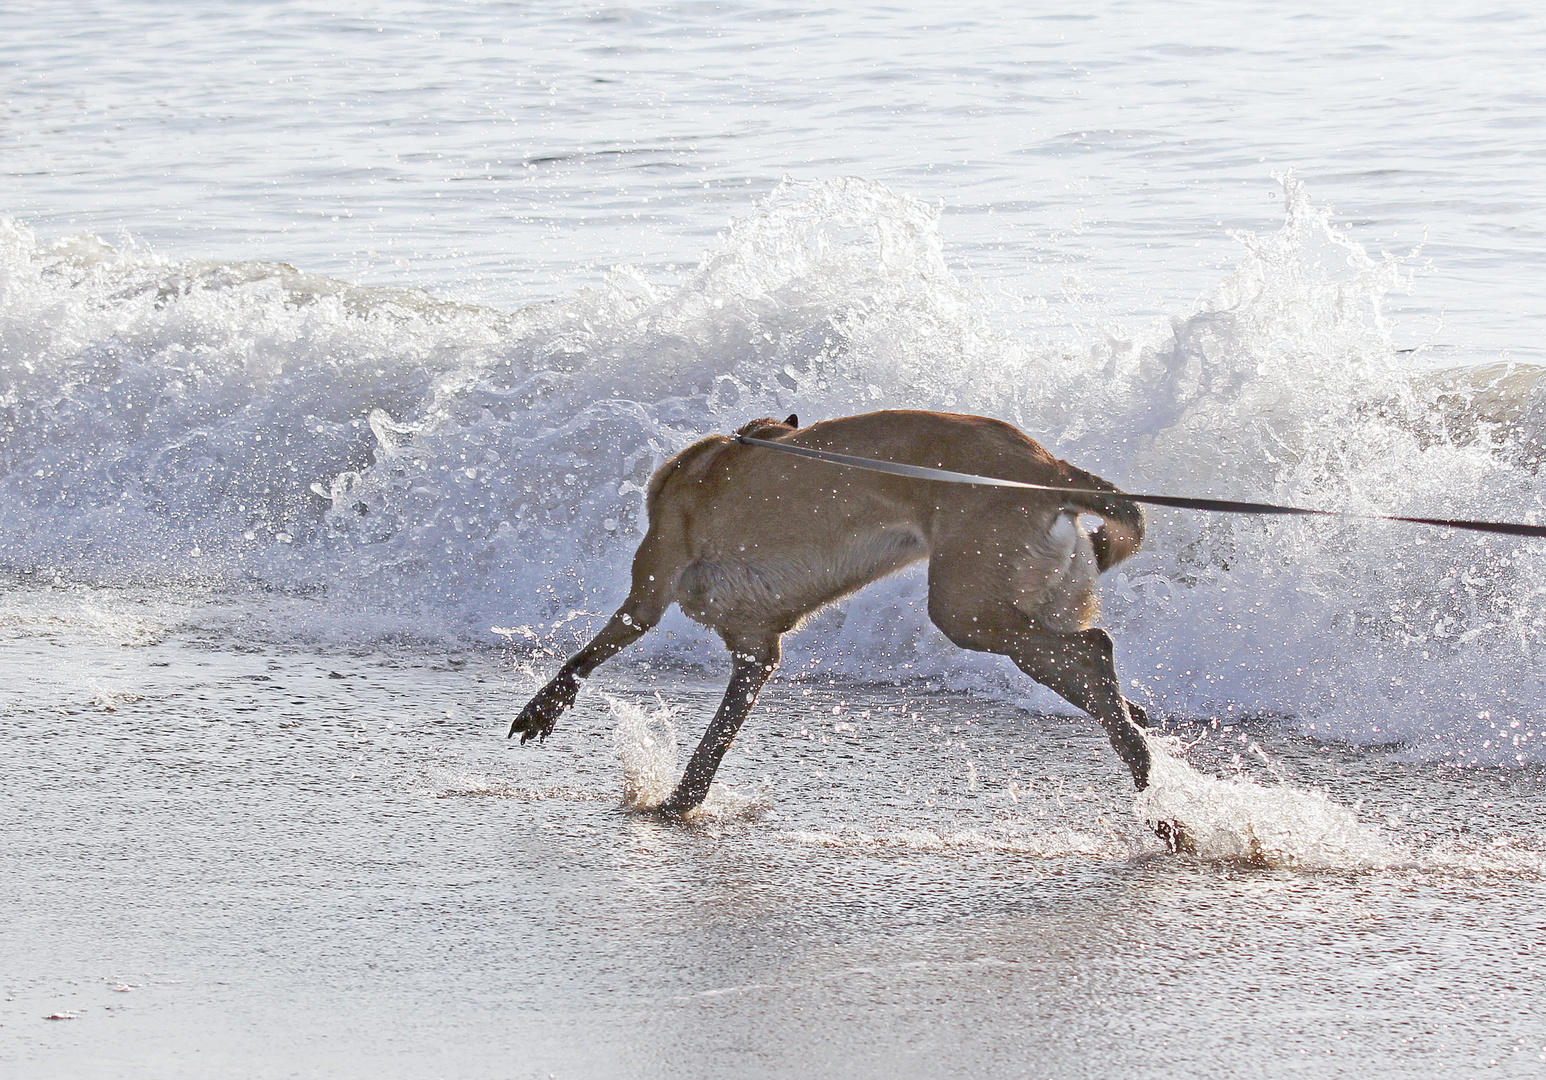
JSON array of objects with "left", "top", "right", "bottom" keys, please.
[{"left": 660, "top": 636, "right": 781, "bottom": 815}]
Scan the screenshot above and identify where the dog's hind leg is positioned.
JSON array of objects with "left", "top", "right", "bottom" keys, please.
[
  {"left": 660, "top": 634, "right": 781, "bottom": 816},
  {"left": 1006, "top": 627, "right": 1151, "bottom": 790},
  {"left": 926, "top": 554, "right": 1151, "bottom": 790},
  {"left": 1009, "top": 646, "right": 1190, "bottom": 847}
]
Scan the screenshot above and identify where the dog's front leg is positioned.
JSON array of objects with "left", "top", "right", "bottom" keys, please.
[{"left": 509, "top": 607, "right": 653, "bottom": 743}]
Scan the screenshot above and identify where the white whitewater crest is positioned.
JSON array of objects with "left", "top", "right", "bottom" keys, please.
[
  {"left": 607, "top": 696, "right": 772, "bottom": 820},
  {"left": 1135, "top": 736, "right": 1397, "bottom": 870},
  {"left": 5, "top": 174, "right": 1546, "bottom": 761}
]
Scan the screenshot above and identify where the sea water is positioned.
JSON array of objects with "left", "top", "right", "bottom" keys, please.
[{"left": 4, "top": 3, "right": 1546, "bottom": 1077}]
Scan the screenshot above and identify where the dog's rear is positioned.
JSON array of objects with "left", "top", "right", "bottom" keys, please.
[{"left": 1059, "top": 462, "right": 1145, "bottom": 572}]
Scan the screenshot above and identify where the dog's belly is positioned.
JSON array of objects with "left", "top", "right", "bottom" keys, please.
[{"left": 677, "top": 525, "right": 928, "bottom": 633}]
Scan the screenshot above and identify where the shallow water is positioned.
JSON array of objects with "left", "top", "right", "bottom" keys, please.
[
  {"left": 7, "top": 3, "right": 1546, "bottom": 1076},
  {"left": 4, "top": 586, "right": 1546, "bottom": 1077}
]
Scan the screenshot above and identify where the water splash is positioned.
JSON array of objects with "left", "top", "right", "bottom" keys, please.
[
  {"left": 609, "top": 695, "right": 681, "bottom": 810},
  {"left": 607, "top": 696, "right": 771, "bottom": 820},
  {"left": 1135, "top": 737, "right": 1397, "bottom": 869}
]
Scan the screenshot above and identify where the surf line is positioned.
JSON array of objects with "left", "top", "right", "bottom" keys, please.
[{"left": 735, "top": 434, "right": 1546, "bottom": 540}]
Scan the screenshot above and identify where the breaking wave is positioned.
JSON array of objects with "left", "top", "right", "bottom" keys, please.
[{"left": 4, "top": 174, "right": 1546, "bottom": 762}]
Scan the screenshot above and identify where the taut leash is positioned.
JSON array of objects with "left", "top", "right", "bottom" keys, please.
[{"left": 734, "top": 434, "right": 1546, "bottom": 540}]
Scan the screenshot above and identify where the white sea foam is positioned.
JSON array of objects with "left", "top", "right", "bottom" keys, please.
[{"left": 5, "top": 176, "right": 1546, "bottom": 761}]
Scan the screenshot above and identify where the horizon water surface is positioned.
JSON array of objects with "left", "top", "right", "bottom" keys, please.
[{"left": 5, "top": 3, "right": 1546, "bottom": 1078}]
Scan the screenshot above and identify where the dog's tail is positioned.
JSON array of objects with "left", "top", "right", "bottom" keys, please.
[{"left": 1058, "top": 463, "right": 1145, "bottom": 572}]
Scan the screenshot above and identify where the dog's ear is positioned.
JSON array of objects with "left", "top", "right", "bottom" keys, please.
[{"left": 784, "top": 414, "right": 799, "bottom": 428}]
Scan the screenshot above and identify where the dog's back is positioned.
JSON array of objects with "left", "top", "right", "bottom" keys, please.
[{"left": 640, "top": 410, "right": 1141, "bottom": 637}]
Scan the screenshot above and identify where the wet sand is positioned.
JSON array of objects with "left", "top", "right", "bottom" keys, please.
[{"left": 4, "top": 599, "right": 1546, "bottom": 1078}]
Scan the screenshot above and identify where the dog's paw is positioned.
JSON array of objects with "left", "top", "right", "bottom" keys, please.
[
  {"left": 1154, "top": 819, "right": 1195, "bottom": 855},
  {"left": 507, "top": 671, "right": 580, "bottom": 742},
  {"left": 655, "top": 789, "right": 706, "bottom": 820}
]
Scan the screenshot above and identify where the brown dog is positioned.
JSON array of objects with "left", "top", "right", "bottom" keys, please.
[{"left": 510, "top": 410, "right": 1151, "bottom": 816}]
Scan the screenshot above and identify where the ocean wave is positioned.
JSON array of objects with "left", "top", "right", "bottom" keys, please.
[{"left": 5, "top": 175, "right": 1546, "bottom": 760}]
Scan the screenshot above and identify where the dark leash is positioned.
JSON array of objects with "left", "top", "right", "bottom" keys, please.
[{"left": 734, "top": 434, "right": 1546, "bottom": 540}]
